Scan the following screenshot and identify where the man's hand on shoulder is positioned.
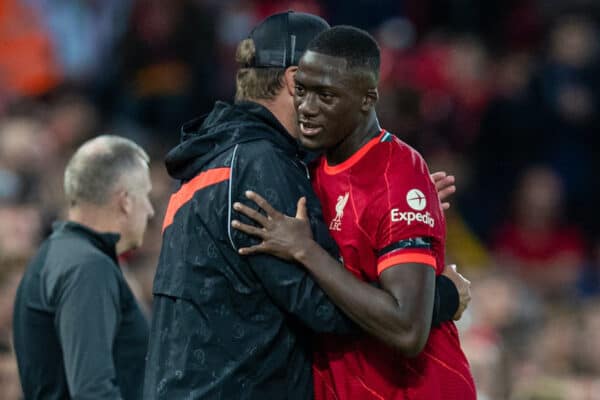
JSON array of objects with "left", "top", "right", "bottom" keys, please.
[{"left": 430, "top": 171, "right": 456, "bottom": 211}]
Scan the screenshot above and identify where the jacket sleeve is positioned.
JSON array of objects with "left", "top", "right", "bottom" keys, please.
[
  {"left": 432, "top": 275, "right": 460, "bottom": 326},
  {"left": 53, "top": 259, "right": 124, "bottom": 400},
  {"left": 228, "top": 143, "right": 356, "bottom": 334}
]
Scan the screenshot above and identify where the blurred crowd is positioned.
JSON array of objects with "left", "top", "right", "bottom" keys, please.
[{"left": 1, "top": 0, "right": 600, "bottom": 399}]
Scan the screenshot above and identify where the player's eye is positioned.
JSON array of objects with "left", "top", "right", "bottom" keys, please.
[{"left": 319, "top": 92, "right": 334, "bottom": 101}]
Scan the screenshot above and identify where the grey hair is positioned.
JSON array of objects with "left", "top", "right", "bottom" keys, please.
[{"left": 64, "top": 135, "right": 149, "bottom": 206}]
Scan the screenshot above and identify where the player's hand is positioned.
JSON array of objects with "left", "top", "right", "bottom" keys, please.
[
  {"left": 430, "top": 171, "right": 456, "bottom": 211},
  {"left": 231, "top": 191, "right": 313, "bottom": 261},
  {"left": 442, "top": 264, "right": 471, "bottom": 320}
]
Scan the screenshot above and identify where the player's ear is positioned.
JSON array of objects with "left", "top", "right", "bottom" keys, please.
[
  {"left": 362, "top": 88, "right": 378, "bottom": 111},
  {"left": 284, "top": 66, "right": 297, "bottom": 96}
]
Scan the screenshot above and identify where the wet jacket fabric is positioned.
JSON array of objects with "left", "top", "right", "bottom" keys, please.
[
  {"left": 144, "top": 101, "right": 356, "bottom": 400},
  {"left": 13, "top": 221, "right": 149, "bottom": 400}
]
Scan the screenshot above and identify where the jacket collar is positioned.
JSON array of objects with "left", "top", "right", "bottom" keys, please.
[
  {"left": 234, "top": 101, "right": 300, "bottom": 155},
  {"left": 166, "top": 100, "right": 302, "bottom": 181},
  {"left": 51, "top": 221, "right": 120, "bottom": 262}
]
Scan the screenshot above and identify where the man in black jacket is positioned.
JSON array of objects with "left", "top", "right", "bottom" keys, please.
[
  {"left": 13, "top": 135, "right": 154, "bottom": 400},
  {"left": 144, "top": 11, "right": 467, "bottom": 400}
]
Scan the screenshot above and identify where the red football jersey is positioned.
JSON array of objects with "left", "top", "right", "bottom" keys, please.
[{"left": 310, "top": 130, "right": 476, "bottom": 400}]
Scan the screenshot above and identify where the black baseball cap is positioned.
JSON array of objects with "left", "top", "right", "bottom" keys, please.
[{"left": 248, "top": 11, "right": 330, "bottom": 68}]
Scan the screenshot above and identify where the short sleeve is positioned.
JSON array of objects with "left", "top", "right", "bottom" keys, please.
[{"left": 373, "top": 149, "right": 444, "bottom": 275}]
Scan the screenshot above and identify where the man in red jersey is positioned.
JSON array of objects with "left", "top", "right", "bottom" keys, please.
[{"left": 231, "top": 25, "right": 476, "bottom": 399}]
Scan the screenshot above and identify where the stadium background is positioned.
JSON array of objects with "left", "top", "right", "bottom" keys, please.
[{"left": 1, "top": 0, "right": 600, "bottom": 398}]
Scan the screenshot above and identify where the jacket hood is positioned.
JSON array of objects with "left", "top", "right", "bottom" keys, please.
[{"left": 165, "top": 101, "right": 298, "bottom": 181}]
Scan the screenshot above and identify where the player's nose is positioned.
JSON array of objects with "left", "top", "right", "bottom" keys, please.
[{"left": 297, "top": 93, "right": 319, "bottom": 117}]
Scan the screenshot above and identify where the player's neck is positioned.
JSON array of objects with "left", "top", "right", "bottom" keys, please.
[{"left": 325, "top": 113, "right": 380, "bottom": 166}]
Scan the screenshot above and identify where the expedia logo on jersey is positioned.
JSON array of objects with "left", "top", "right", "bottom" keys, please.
[
  {"left": 391, "top": 209, "right": 435, "bottom": 227},
  {"left": 390, "top": 188, "right": 435, "bottom": 227},
  {"left": 330, "top": 192, "right": 349, "bottom": 231}
]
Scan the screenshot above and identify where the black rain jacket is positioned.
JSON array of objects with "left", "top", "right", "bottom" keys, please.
[
  {"left": 13, "top": 221, "right": 149, "bottom": 400},
  {"left": 143, "top": 101, "right": 356, "bottom": 400}
]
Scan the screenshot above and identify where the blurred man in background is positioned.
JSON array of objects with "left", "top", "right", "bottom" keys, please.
[{"left": 13, "top": 135, "right": 154, "bottom": 400}]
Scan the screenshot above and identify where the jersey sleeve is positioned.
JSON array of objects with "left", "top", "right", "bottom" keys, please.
[{"left": 373, "top": 147, "right": 444, "bottom": 276}]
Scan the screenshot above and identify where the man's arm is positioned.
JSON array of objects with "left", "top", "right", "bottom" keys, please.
[
  {"left": 297, "top": 239, "right": 435, "bottom": 356},
  {"left": 231, "top": 168, "right": 467, "bottom": 326},
  {"left": 233, "top": 193, "right": 439, "bottom": 355},
  {"left": 54, "top": 260, "right": 123, "bottom": 400}
]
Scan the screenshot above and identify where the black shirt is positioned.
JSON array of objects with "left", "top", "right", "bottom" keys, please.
[{"left": 13, "top": 221, "right": 149, "bottom": 400}]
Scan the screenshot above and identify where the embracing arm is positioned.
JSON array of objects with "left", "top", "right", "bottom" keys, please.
[
  {"left": 296, "top": 239, "right": 435, "bottom": 356},
  {"left": 233, "top": 193, "right": 469, "bottom": 355}
]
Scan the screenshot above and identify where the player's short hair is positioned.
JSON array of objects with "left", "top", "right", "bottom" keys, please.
[
  {"left": 235, "top": 38, "right": 286, "bottom": 102},
  {"left": 64, "top": 135, "right": 149, "bottom": 207},
  {"left": 307, "top": 25, "right": 380, "bottom": 84}
]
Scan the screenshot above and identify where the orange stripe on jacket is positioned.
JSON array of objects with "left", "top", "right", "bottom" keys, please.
[
  {"left": 162, "top": 168, "right": 230, "bottom": 232},
  {"left": 377, "top": 252, "right": 436, "bottom": 275}
]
